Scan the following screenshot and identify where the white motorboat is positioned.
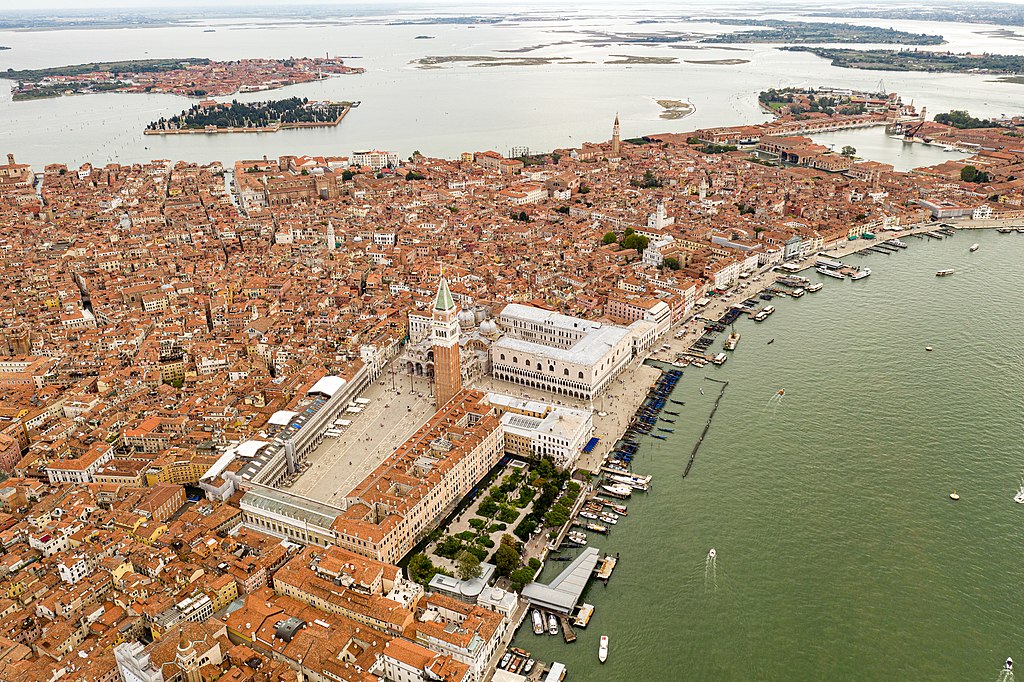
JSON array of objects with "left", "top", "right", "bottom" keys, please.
[
  {"left": 936, "top": 268, "right": 955, "bottom": 276},
  {"left": 969, "top": 243, "right": 979, "bottom": 252},
  {"left": 547, "top": 613, "right": 559, "bottom": 636},
  {"left": 1014, "top": 478, "right": 1024, "bottom": 504},
  {"left": 599, "top": 635, "right": 609, "bottom": 663},
  {"left": 1006, "top": 658, "right": 1013, "bottom": 671},
  {"left": 532, "top": 609, "right": 545, "bottom": 635},
  {"left": 806, "top": 282, "right": 823, "bottom": 292},
  {"left": 849, "top": 268, "right": 871, "bottom": 280}
]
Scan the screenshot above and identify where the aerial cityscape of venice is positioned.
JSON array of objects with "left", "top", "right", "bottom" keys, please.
[{"left": 2, "top": 1, "right": 1024, "bottom": 680}]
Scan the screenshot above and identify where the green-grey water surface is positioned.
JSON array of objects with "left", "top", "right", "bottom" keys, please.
[{"left": 514, "top": 229, "right": 1024, "bottom": 680}]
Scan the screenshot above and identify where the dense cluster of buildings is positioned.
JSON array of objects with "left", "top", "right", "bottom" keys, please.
[
  {"left": 12, "top": 57, "right": 365, "bottom": 99},
  {"left": 2, "top": 92, "right": 1024, "bottom": 679}
]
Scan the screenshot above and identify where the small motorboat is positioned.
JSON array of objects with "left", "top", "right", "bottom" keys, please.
[
  {"left": 1014, "top": 479, "right": 1024, "bottom": 504},
  {"left": 970, "top": 243, "right": 979, "bottom": 252},
  {"left": 532, "top": 609, "right": 544, "bottom": 635},
  {"left": 547, "top": 613, "right": 559, "bottom": 636},
  {"left": 925, "top": 346, "right": 934, "bottom": 352},
  {"left": 950, "top": 490, "right": 960, "bottom": 501},
  {"left": 708, "top": 548, "right": 716, "bottom": 559},
  {"left": 599, "top": 635, "right": 609, "bottom": 663},
  {"left": 1006, "top": 658, "right": 1014, "bottom": 671}
]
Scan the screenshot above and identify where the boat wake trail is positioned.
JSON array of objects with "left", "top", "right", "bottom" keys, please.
[
  {"left": 997, "top": 670, "right": 1013, "bottom": 682},
  {"left": 704, "top": 549, "right": 718, "bottom": 594}
]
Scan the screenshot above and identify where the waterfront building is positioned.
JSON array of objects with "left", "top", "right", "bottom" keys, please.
[
  {"left": 411, "top": 593, "right": 508, "bottom": 682},
  {"left": 488, "top": 393, "right": 593, "bottom": 470},
  {"left": 352, "top": 149, "right": 399, "bottom": 171},
  {"left": 489, "top": 304, "right": 639, "bottom": 401}
]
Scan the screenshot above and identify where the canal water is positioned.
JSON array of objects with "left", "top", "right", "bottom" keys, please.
[{"left": 514, "top": 229, "right": 1024, "bottom": 680}]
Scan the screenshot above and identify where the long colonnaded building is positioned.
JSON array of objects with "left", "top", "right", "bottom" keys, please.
[{"left": 241, "top": 389, "right": 504, "bottom": 565}]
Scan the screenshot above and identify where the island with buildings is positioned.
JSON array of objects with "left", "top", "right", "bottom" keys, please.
[
  {"left": 2, "top": 86, "right": 1024, "bottom": 682},
  {"left": 3, "top": 56, "right": 364, "bottom": 101},
  {"left": 145, "top": 97, "right": 355, "bottom": 135},
  {"left": 701, "top": 19, "right": 944, "bottom": 45},
  {"left": 783, "top": 46, "right": 1024, "bottom": 76}
]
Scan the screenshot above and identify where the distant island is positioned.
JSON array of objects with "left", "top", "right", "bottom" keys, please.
[
  {"left": 4, "top": 56, "right": 364, "bottom": 101},
  {"left": 0, "top": 46, "right": 10, "bottom": 51},
  {"left": 701, "top": 20, "right": 944, "bottom": 45},
  {"left": 145, "top": 96, "right": 354, "bottom": 134},
  {"left": 808, "top": 7, "right": 1024, "bottom": 28},
  {"left": 782, "top": 47, "right": 1024, "bottom": 75},
  {"left": 414, "top": 35, "right": 435, "bottom": 39}
]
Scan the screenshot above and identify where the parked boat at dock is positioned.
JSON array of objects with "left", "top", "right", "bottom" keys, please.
[
  {"left": 548, "top": 613, "right": 559, "bottom": 636},
  {"left": 850, "top": 268, "right": 871, "bottom": 280},
  {"left": 600, "top": 483, "right": 632, "bottom": 498},
  {"left": 817, "top": 267, "right": 846, "bottom": 279},
  {"left": 532, "top": 610, "right": 544, "bottom": 635},
  {"left": 806, "top": 282, "right": 823, "bottom": 292}
]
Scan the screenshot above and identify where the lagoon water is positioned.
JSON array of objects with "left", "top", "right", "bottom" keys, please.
[
  {"left": 514, "top": 229, "right": 1024, "bottom": 680},
  {"left": 0, "top": 5, "right": 1022, "bottom": 169}
]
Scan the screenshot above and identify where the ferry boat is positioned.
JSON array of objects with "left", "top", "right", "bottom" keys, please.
[
  {"left": 599, "top": 636, "right": 609, "bottom": 663},
  {"left": 724, "top": 332, "right": 740, "bottom": 350},
  {"left": 886, "top": 239, "right": 908, "bottom": 248},
  {"left": 849, "top": 268, "right": 871, "bottom": 280},
  {"left": 936, "top": 268, "right": 955, "bottom": 276},
  {"left": 816, "top": 266, "right": 846, "bottom": 280},
  {"left": 763, "top": 305, "right": 776, "bottom": 315},
  {"left": 532, "top": 610, "right": 545, "bottom": 635},
  {"left": 548, "top": 613, "right": 559, "bottom": 636},
  {"left": 969, "top": 243, "right": 979, "bottom": 252},
  {"left": 806, "top": 282, "right": 823, "bottom": 292}
]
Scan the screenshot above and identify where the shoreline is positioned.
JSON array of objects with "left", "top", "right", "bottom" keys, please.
[
  {"left": 144, "top": 108, "right": 350, "bottom": 135},
  {"left": 600, "top": 219, "right": 1022, "bottom": 470}
]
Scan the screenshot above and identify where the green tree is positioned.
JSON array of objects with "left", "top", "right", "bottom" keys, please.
[
  {"left": 840, "top": 145, "right": 857, "bottom": 157},
  {"left": 456, "top": 550, "right": 482, "bottom": 581},
  {"left": 624, "top": 227, "right": 635, "bottom": 237},
  {"left": 622, "top": 233, "right": 649, "bottom": 252},
  {"left": 494, "top": 535, "right": 520, "bottom": 577},
  {"left": 408, "top": 552, "right": 444, "bottom": 586},
  {"left": 961, "top": 165, "right": 978, "bottom": 183},
  {"left": 510, "top": 567, "right": 536, "bottom": 592},
  {"left": 663, "top": 257, "right": 680, "bottom": 270},
  {"left": 601, "top": 231, "right": 617, "bottom": 245}
]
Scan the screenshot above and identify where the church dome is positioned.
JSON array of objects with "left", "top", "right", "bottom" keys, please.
[{"left": 458, "top": 309, "right": 476, "bottom": 328}]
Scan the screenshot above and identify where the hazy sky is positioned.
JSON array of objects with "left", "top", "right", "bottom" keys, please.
[{"left": 7, "top": 0, "right": 1024, "bottom": 9}]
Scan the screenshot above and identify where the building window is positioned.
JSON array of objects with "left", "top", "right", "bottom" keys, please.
[{"left": 578, "top": 371, "right": 584, "bottom": 379}]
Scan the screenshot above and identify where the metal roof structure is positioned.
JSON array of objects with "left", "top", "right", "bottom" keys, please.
[{"left": 521, "top": 547, "right": 600, "bottom": 614}]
